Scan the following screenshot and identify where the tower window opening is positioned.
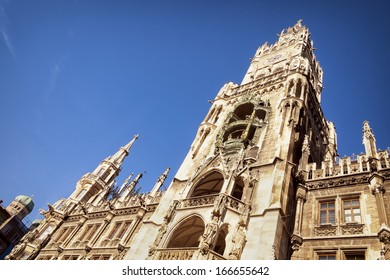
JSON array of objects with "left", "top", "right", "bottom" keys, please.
[{"left": 231, "top": 179, "right": 245, "bottom": 201}]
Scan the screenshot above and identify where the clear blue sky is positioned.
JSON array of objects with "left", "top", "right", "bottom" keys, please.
[{"left": 1, "top": 0, "right": 389, "bottom": 222}]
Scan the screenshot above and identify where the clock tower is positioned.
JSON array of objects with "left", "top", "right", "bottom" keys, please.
[{"left": 126, "top": 20, "right": 337, "bottom": 260}]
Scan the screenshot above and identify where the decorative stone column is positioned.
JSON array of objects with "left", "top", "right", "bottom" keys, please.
[{"left": 291, "top": 183, "right": 307, "bottom": 259}]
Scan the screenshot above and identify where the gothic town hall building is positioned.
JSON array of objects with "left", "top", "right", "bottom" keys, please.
[{"left": 6, "top": 21, "right": 390, "bottom": 260}]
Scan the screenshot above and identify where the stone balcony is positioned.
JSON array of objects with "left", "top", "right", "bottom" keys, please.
[
  {"left": 177, "top": 193, "right": 248, "bottom": 215},
  {"left": 154, "top": 248, "right": 225, "bottom": 260}
]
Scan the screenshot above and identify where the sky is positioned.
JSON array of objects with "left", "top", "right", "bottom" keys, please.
[{"left": 0, "top": 0, "right": 389, "bottom": 223}]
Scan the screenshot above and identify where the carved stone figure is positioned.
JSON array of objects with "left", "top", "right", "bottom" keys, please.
[
  {"left": 228, "top": 225, "right": 246, "bottom": 260},
  {"left": 200, "top": 215, "right": 219, "bottom": 255},
  {"left": 213, "top": 194, "right": 228, "bottom": 216}
]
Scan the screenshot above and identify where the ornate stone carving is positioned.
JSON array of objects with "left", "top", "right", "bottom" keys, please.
[
  {"left": 290, "top": 234, "right": 303, "bottom": 251},
  {"left": 113, "top": 244, "right": 127, "bottom": 260},
  {"left": 306, "top": 174, "right": 369, "bottom": 190},
  {"left": 178, "top": 195, "right": 217, "bottom": 209},
  {"left": 378, "top": 226, "right": 390, "bottom": 245},
  {"left": 228, "top": 225, "right": 247, "bottom": 260},
  {"left": 213, "top": 194, "right": 228, "bottom": 217},
  {"left": 156, "top": 249, "right": 195, "bottom": 260},
  {"left": 200, "top": 215, "right": 219, "bottom": 255},
  {"left": 314, "top": 225, "right": 337, "bottom": 236},
  {"left": 370, "top": 184, "right": 385, "bottom": 195},
  {"left": 340, "top": 223, "right": 364, "bottom": 235}
]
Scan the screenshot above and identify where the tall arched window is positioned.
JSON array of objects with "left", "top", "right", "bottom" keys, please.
[
  {"left": 166, "top": 216, "right": 205, "bottom": 248},
  {"left": 190, "top": 171, "right": 224, "bottom": 197}
]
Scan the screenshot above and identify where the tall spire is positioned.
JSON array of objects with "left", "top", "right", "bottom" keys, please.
[
  {"left": 110, "top": 134, "right": 139, "bottom": 167},
  {"left": 149, "top": 167, "right": 170, "bottom": 198},
  {"left": 118, "top": 173, "right": 134, "bottom": 195},
  {"left": 118, "top": 173, "right": 143, "bottom": 202}
]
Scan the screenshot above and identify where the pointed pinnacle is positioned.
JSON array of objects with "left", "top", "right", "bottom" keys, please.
[{"left": 123, "top": 134, "right": 139, "bottom": 153}]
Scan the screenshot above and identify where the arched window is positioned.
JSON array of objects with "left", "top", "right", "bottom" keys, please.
[
  {"left": 325, "top": 166, "right": 330, "bottom": 177},
  {"left": 308, "top": 169, "right": 313, "bottom": 180},
  {"left": 343, "top": 162, "right": 348, "bottom": 174},
  {"left": 166, "top": 216, "right": 205, "bottom": 248},
  {"left": 190, "top": 172, "right": 224, "bottom": 197},
  {"left": 230, "top": 103, "right": 254, "bottom": 123}
]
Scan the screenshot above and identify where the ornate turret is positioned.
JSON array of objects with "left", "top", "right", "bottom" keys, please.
[
  {"left": 6, "top": 195, "right": 34, "bottom": 220},
  {"left": 71, "top": 135, "right": 139, "bottom": 203}
]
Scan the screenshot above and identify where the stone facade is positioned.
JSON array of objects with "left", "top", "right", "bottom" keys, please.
[{"left": 6, "top": 21, "right": 389, "bottom": 260}]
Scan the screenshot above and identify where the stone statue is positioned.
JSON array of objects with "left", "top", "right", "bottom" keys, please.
[
  {"left": 200, "top": 215, "right": 219, "bottom": 254},
  {"left": 228, "top": 225, "right": 246, "bottom": 260},
  {"left": 213, "top": 194, "right": 228, "bottom": 217}
]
